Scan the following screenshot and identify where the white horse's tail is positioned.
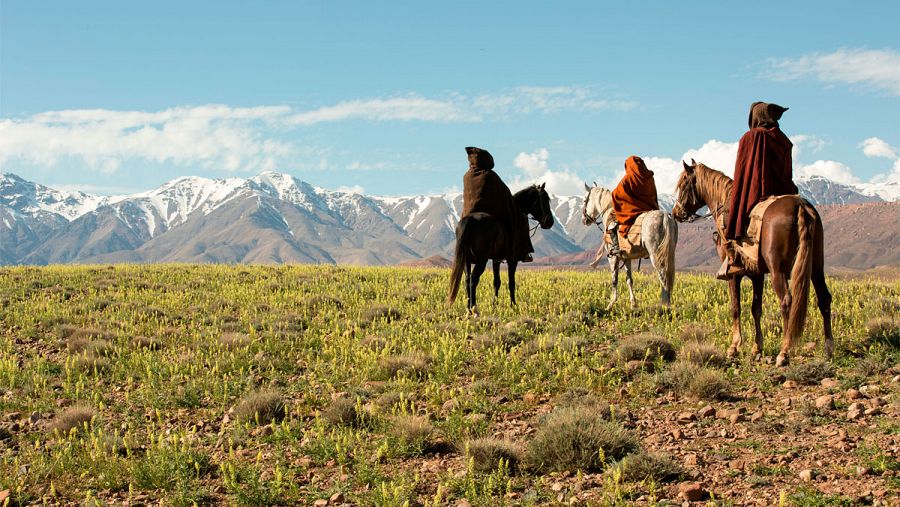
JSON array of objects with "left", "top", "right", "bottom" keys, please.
[{"left": 651, "top": 211, "right": 678, "bottom": 298}]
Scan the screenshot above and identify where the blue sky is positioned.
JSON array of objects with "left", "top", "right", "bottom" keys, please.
[{"left": 1, "top": 1, "right": 898, "bottom": 196}]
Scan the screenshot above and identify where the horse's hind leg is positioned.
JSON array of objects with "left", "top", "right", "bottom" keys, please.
[
  {"left": 507, "top": 261, "right": 518, "bottom": 307},
  {"left": 607, "top": 257, "right": 620, "bottom": 310},
  {"left": 625, "top": 260, "right": 636, "bottom": 308},
  {"left": 492, "top": 260, "right": 501, "bottom": 301},
  {"left": 771, "top": 270, "right": 792, "bottom": 367},
  {"left": 726, "top": 275, "right": 744, "bottom": 359},
  {"left": 469, "top": 259, "right": 488, "bottom": 316},
  {"left": 750, "top": 275, "right": 764, "bottom": 361},
  {"left": 812, "top": 267, "right": 834, "bottom": 359}
]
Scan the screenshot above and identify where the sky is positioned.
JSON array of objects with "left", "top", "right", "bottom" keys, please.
[{"left": 1, "top": 1, "right": 899, "bottom": 197}]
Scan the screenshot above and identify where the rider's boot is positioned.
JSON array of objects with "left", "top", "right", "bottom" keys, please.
[
  {"left": 716, "top": 241, "right": 745, "bottom": 280},
  {"left": 607, "top": 222, "right": 623, "bottom": 257}
]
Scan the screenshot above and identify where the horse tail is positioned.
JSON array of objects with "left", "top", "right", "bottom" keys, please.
[
  {"left": 653, "top": 212, "right": 678, "bottom": 296},
  {"left": 448, "top": 217, "right": 470, "bottom": 304},
  {"left": 787, "top": 201, "right": 815, "bottom": 348}
]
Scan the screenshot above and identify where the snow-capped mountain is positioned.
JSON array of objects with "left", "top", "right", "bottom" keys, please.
[{"left": 1, "top": 171, "right": 897, "bottom": 267}]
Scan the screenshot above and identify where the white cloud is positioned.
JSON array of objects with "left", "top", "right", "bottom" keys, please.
[
  {"left": 0, "top": 87, "right": 637, "bottom": 173},
  {"left": 510, "top": 148, "right": 585, "bottom": 196},
  {"left": 763, "top": 48, "right": 900, "bottom": 96},
  {"left": 641, "top": 139, "right": 740, "bottom": 195},
  {"left": 795, "top": 160, "right": 860, "bottom": 185},
  {"left": 0, "top": 105, "right": 294, "bottom": 173},
  {"left": 790, "top": 135, "right": 826, "bottom": 159},
  {"left": 336, "top": 184, "right": 365, "bottom": 194},
  {"left": 860, "top": 137, "right": 898, "bottom": 159},
  {"left": 346, "top": 161, "right": 388, "bottom": 171}
]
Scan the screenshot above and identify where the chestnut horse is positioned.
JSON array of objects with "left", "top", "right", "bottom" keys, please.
[{"left": 672, "top": 160, "right": 833, "bottom": 366}]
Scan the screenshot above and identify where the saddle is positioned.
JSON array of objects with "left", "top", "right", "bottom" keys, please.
[
  {"left": 716, "top": 194, "right": 800, "bottom": 271},
  {"left": 604, "top": 213, "right": 649, "bottom": 258}
]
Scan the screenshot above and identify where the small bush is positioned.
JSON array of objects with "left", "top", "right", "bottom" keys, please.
[
  {"left": 614, "top": 334, "right": 676, "bottom": 364},
  {"left": 305, "top": 295, "right": 344, "bottom": 311},
  {"left": 389, "top": 415, "right": 434, "bottom": 450},
  {"left": 232, "top": 390, "right": 286, "bottom": 424},
  {"left": 72, "top": 352, "right": 110, "bottom": 373},
  {"left": 361, "top": 305, "right": 402, "bottom": 323},
  {"left": 555, "top": 389, "right": 612, "bottom": 418},
  {"left": 784, "top": 360, "right": 835, "bottom": 385},
  {"left": 681, "top": 342, "right": 726, "bottom": 368},
  {"left": 466, "top": 437, "right": 523, "bottom": 473},
  {"left": 657, "top": 361, "right": 730, "bottom": 400},
  {"left": 49, "top": 405, "right": 97, "bottom": 435},
  {"left": 679, "top": 324, "right": 711, "bottom": 343},
  {"left": 132, "top": 336, "right": 161, "bottom": 350},
  {"left": 609, "top": 451, "right": 683, "bottom": 483},
  {"left": 527, "top": 406, "right": 638, "bottom": 473},
  {"left": 866, "top": 317, "right": 899, "bottom": 348},
  {"left": 378, "top": 353, "right": 431, "bottom": 379},
  {"left": 219, "top": 332, "right": 251, "bottom": 350},
  {"left": 322, "top": 397, "right": 366, "bottom": 427},
  {"left": 522, "top": 335, "right": 585, "bottom": 355}
]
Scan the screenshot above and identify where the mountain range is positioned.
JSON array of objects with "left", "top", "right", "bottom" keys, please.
[{"left": 1, "top": 171, "right": 897, "bottom": 270}]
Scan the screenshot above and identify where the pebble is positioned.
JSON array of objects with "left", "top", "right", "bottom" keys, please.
[
  {"left": 313, "top": 500, "right": 328, "bottom": 507},
  {"left": 456, "top": 499, "right": 472, "bottom": 507},
  {"left": 847, "top": 402, "right": 866, "bottom": 421},
  {"left": 677, "top": 411, "right": 696, "bottom": 423},
  {"left": 783, "top": 380, "right": 798, "bottom": 388},
  {"left": 856, "top": 466, "right": 871, "bottom": 477},
  {"left": 846, "top": 389, "right": 863, "bottom": 400},
  {"left": 750, "top": 411, "right": 764, "bottom": 423},
  {"left": 820, "top": 378, "right": 839, "bottom": 389},
  {"left": 697, "top": 405, "right": 716, "bottom": 419},
  {"left": 678, "top": 482, "right": 707, "bottom": 501},
  {"left": 815, "top": 395, "right": 835, "bottom": 410},
  {"left": 799, "top": 469, "right": 815, "bottom": 482},
  {"left": 864, "top": 407, "right": 881, "bottom": 416},
  {"left": 671, "top": 428, "right": 684, "bottom": 440},
  {"left": 729, "top": 413, "right": 745, "bottom": 425}
]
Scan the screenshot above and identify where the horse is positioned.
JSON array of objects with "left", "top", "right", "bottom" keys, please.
[
  {"left": 448, "top": 183, "right": 554, "bottom": 315},
  {"left": 672, "top": 160, "right": 833, "bottom": 366},
  {"left": 581, "top": 183, "right": 678, "bottom": 309}
]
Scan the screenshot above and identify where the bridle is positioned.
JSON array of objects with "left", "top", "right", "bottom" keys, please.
[
  {"left": 674, "top": 174, "right": 710, "bottom": 223},
  {"left": 582, "top": 187, "right": 605, "bottom": 231},
  {"left": 524, "top": 186, "right": 553, "bottom": 232}
]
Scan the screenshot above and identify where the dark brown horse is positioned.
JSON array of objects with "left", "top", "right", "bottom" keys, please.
[
  {"left": 448, "top": 184, "right": 553, "bottom": 315},
  {"left": 672, "top": 160, "right": 833, "bottom": 366}
]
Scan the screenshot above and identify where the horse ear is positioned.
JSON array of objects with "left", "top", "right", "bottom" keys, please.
[
  {"left": 691, "top": 158, "right": 697, "bottom": 166},
  {"left": 584, "top": 182, "right": 591, "bottom": 192},
  {"left": 593, "top": 181, "right": 597, "bottom": 187},
  {"left": 540, "top": 182, "right": 546, "bottom": 190},
  {"left": 683, "top": 160, "right": 693, "bottom": 173}
]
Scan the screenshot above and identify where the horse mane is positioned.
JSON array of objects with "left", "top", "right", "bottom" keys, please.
[{"left": 694, "top": 162, "right": 734, "bottom": 210}]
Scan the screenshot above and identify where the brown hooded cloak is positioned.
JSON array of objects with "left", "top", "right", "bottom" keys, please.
[
  {"left": 461, "top": 147, "right": 533, "bottom": 261},
  {"left": 612, "top": 156, "right": 660, "bottom": 235},
  {"left": 725, "top": 102, "right": 798, "bottom": 239}
]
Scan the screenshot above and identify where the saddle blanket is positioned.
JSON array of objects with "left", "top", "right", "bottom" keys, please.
[
  {"left": 716, "top": 194, "right": 801, "bottom": 269},
  {"left": 604, "top": 212, "right": 649, "bottom": 257}
]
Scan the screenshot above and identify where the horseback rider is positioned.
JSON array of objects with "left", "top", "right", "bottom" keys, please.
[
  {"left": 461, "top": 147, "right": 534, "bottom": 263},
  {"left": 609, "top": 155, "right": 660, "bottom": 256},
  {"left": 718, "top": 102, "right": 799, "bottom": 279}
]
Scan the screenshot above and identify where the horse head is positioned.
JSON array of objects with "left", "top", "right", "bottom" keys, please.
[
  {"left": 672, "top": 159, "right": 706, "bottom": 222},
  {"left": 582, "top": 182, "right": 612, "bottom": 226},
  {"left": 532, "top": 182, "right": 554, "bottom": 230}
]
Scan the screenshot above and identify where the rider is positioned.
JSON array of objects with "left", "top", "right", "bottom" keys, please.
[
  {"left": 609, "top": 155, "right": 659, "bottom": 256},
  {"left": 719, "top": 101, "right": 799, "bottom": 279},
  {"left": 461, "top": 147, "right": 534, "bottom": 263}
]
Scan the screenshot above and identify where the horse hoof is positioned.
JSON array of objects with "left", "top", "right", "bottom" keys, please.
[
  {"left": 824, "top": 342, "right": 834, "bottom": 359},
  {"left": 775, "top": 354, "right": 789, "bottom": 367},
  {"left": 753, "top": 353, "right": 762, "bottom": 362},
  {"left": 726, "top": 347, "right": 738, "bottom": 359}
]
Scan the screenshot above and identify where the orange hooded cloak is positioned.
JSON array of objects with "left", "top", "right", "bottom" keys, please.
[{"left": 612, "top": 156, "right": 659, "bottom": 235}]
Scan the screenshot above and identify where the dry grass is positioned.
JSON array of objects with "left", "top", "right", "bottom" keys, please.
[
  {"left": 678, "top": 323, "right": 712, "bottom": 343},
  {"left": 527, "top": 405, "right": 637, "bottom": 473},
  {"left": 388, "top": 415, "right": 434, "bottom": 449},
  {"left": 218, "top": 332, "right": 252, "bottom": 350},
  {"left": 865, "top": 316, "right": 899, "bottom": 348},
  {"left": 131, "top": 336, "right": 160, "bottom": 350},
  {"left": 522, "top": 335, "right": 585, "bottom": 355},
  {"left": 49, "top": 405, "right": 97, "bottom": 435},
  {"left": 784, "top": 360, "right": 836, "bottom": 385},
  {"left": 232, "top": 390, "right": 286, "bottom": 424},
  {"left": 361, "top": 305, "right": 402, "bottom": 323},
  {"left": 656, "top": 361, "right": 731, "bottom": 400},
  {"left": 614, "top": 333, "right": 676, "bottom": 364},
  {"left": 681, "top": 342, "right": 727, "bottom": 368},
  {"left": 466, "top": 437, "right": 524, "bottom": 474},
  {"left": 322, "top": 397, "right": 366, "bottom": 427},
  {"left": 378, "top": 353, "right": 431, "bottom": 379},
  {"left": 555, "top": 388, "right": 612, "bottom": 418},
  {"left": 609, "top": 451, "right": 683, "bottom": 483}
]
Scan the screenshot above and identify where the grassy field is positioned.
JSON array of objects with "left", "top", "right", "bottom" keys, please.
[{"left": 0, "top": 264, "right": 897, "bottom": 506}]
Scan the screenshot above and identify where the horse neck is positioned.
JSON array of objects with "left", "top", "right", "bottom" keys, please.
[
  {"left": 513, "top": 188, "right": 536, "bottom": 216},
  {"left": 696, "top": 166, "right": 732, "bottom": 214},
  {"left": 592, "top": 190, "right": 614, "bottom": 227}
]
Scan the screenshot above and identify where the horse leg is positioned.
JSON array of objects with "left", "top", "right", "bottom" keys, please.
[
  {"left": 726, "top": 275, "right": 744, "bottom": 358},
  {"left": 812, "top": 267, "right": 834, "bottom": 359},
  {"left": 508, "top": 261, "right": 518, "bottom": 306},
  {"left": 492, "top": 260, "right": 501, "bottom": 301},
  {"left": 625, "top": 260, "right": 636, "bottom": 309},
  {"left": 607, "top": 257, "right": 619, "bottom": 311},
  {"left": 750, "top": 275, "right": 765, "bottom": 361},
  {"left": 770, "top": 270, "right": 792, "bottom": 367},
  {"left": 465, "top": 259, "right": 473, "bottom": 313},
  {"left": 469, "top": 258, "right": 488, "bottom": 317}
]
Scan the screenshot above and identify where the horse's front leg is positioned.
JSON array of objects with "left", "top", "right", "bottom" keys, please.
[
  {"left": 507, "top": 261, "right": 518, "bottom": 306},
  {"left": 492, "top": 260, "right": 501, "bottom": 300},
  {"left": 607, "top": 257, "right": 619, "bottom": 311},
  {"left": 750, "top": 275, "right": 764, "bottom": 361},
  {"left": 625, "top": 259, "right": 636, "bottom": 309},
  {"left": 469, "top": 258, "right": 488, "bottom": 317},
  {"left": 726, "top": 275, "right": 743, "bottom": 358}
]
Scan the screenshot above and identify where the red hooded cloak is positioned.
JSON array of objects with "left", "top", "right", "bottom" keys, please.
[{"left": 612, "top": 156, "right": 659, "bottom": 235}]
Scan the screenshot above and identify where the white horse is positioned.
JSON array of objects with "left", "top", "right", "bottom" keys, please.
[{"left": 582, "top": 183, "right": 678, "bottom": 309}]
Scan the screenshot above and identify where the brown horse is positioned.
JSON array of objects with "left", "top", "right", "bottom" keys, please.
[{"left": 672, "top": 160, "right": 833, "bottom": 366}]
